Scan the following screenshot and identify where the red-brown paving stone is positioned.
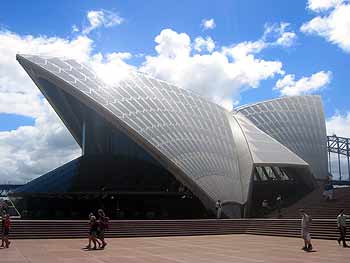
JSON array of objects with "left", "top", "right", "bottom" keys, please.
[{"left": 0, "top": 234, "right": 349, "bottom": 263}]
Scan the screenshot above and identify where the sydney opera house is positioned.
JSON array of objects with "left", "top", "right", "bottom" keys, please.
[{"left": 13, "top": 54, "right": 328, "bottom": 219}]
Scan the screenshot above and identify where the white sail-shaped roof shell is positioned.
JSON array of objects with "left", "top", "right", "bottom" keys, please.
[
  {"left": 17, "top": 54, "right": 315, "bottom": 216},
  {"left": 236, "top": 96, "right": 328, "bottom": 179}
]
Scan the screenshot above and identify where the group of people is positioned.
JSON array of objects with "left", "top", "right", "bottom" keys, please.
[
  {"left": 1, "top": 199, "right": 349, "bottom": 253},
  {"left": 1, "top": 210, "right": 11, "bottom": 248},
  {"left": 216, "top": 195, "right": 283, "bottom": 219},
  {"left": 299, "top": 208, "right": 350, "bottom": 251},
  {"left": 261, "top": 194, "right": 283, "bottom": 217},
  {"left": 2, "top": 208, "right": 108, "bottom": 251},
  {"left": 86, "top": 209, "right": 109, "bottom": 250}
]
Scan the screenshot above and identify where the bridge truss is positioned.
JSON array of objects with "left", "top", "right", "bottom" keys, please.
[
  {"left": 327, "top": 135, "right": 350, "bottom": 181},
  {"left": 0, "top": 184, "right": 23, "bottom": 196}
]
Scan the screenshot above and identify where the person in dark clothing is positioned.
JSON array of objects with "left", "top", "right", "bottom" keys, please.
[
  {"left": 97, "top": 209, "right": 108, "bottom": 249},
  {"left": 88, "top": 216, "right": 99, "bottom": 250},
  {"left": 85, "top": 213, "right": 101, "bottom": 249},
  {"left": 2, "top": 214, "right": 11, "bottom": 248}
]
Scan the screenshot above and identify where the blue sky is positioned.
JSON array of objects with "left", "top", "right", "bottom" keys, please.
[
  {"left": 0, "top": 0, "right": 350, "bottom": 182},
  {"left": 1, "top": 0, "right": 349, "bottom": 116}
]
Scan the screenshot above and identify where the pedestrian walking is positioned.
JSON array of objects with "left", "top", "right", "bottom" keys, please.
[
  {"left": 97, "top": 209, "right": 109, "bottom": 249},
  {"left": 1, "top": 210, "right": 6, "bottom": 247},
  {"left": 2, "top": 214, "right": 11, "bottom": 248},
  {"left": 337, "top": 209, "right": 350, "bottom": 247},
  {"left": 85, "top": 213, "right": 101, "bottom": 249},
  {"left": 299, "top": 209, "right": 313, "bottom": 251},
  {"left": 216, "top": 200, "right": 222, "bottom": 219},
  {"left": 88, "top": 215, "right": 99, "bottom": 250}
]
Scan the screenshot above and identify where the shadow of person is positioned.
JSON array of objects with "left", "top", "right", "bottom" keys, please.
[{"left": 305, "top": 249, "right": 317, "bottom": 253}]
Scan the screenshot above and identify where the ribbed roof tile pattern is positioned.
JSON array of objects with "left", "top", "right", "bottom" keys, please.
[
  {"left": 236, "top": 96, "right": 328, "bottom": 178},
  {"left": 233, "top": 112, "right": 308, "bottom": 166},
  {"left": 17, "top": 54, "right": 245, "bottom": 205},
  {"left": 17, "top": 54, "right": 317, "bottom": 214}
]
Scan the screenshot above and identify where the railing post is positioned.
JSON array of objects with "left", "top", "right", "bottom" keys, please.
[
  {"left": 82, "top": 120, "right": 86, "bottom": 155},
  {"left": 329, "top": 151, "right": 332, "bottom": 174},
  {"left": 337, "top": 136, "right": 342, "bottom": 181}
]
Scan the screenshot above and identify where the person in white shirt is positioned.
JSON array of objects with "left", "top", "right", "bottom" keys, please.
[
  {"left": 299, "top": 209, "right": 313, "bottom": 251},
  {"left": 215, "top": 200, "right": 222, "bottom": 219},
  {"left": 337, "top": 209, "right": 350, "bottom": 247},
  {"left": 276, "top": 194, "right": 282, "bottom": 217}
]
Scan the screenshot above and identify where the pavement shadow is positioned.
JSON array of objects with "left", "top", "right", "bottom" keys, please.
[
  {"left": 82, "top": 247, "right": 105, "bottom": 251},
  {"left": 305, "top": 250, "right": 317, "bottom": 253}
]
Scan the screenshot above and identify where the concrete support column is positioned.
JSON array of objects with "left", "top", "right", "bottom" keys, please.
[{"left": 82, "top": 120, "right": 86, "bottom": 156}]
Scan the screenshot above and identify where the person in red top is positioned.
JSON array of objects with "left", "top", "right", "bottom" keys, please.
[{"left": 3, "top": 214, "right": 11, "bottom": 248}]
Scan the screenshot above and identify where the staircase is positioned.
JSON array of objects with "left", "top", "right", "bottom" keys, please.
[
  {"left": 243, "top": 219, "right": 339, "bottom": 240},
  {"left": 2, "top": 186, "right": 349, "bottom": 240},
  {"left": 0, "top": 218, "right": 341, "bottom": 240},
  {"left": 268, "top": 186, "right": 350, "bottom": 219}
]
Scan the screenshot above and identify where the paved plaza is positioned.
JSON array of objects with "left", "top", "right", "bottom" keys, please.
[{"left": 0, "top": 234, "right": 349, "bottom": 263}]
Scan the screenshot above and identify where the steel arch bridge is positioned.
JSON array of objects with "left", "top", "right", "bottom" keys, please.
[
  {"left": 0, "top": 184, "right": 23, "bottom": 196},
  {"left": 327, "top": 135, "right": 350, "bottom": 181}
]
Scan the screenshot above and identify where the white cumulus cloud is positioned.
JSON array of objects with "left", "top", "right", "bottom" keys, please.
[
  {"left": 222, "top": 40, "right": 267, "bottom": 58},
  {"left": 0, "top": 29, "right": 133, "bottom": 184},
  {"left": 154, "top": 29, "right": 191, "bottom": 59},
  {"left": 201, "top": 18, "right": 216, "bottom": 30},
  {"left": 275, "top": 71, "right": 332, "bottom": 96},
  {"left": 0, "top": 103, "right": 81, "bottom": 184},
  {"left": 90, "top": 51, "right": 135, "bottom": 86},
  {"left": 83, "top": 9, "right": 123, "bottom": 34},
  {"left": 301, "top": 1, "right": 350, "bottom": 52},
  {"left": 72, "top": 25, "right": 79, "bottom": 33},
  {"left": 263, "top": 22, "right": 297, "bottom": 47},
  {"left": 141, "top": 29, "right": 283, "bottom": 111},
  {"left": 194, "top": 36, "right": 215, "bottom": 53},
  {"left": 0, "top": 30, "right": 92, "bottom": 118},
  {"left": 326, "top": 112, "right": 350, "bottom": 137},
  {"left": 0, "top": 22, "right": 299, "bottom": 183},
  {"left": 307, "top": 0, "right": 346, "bottom": 12},
  {"left": 276, "top": 32, "right": 297, "bottom": 47},
  {"left": 0, "top": 30, "right": 94, "bottom": 183}
]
